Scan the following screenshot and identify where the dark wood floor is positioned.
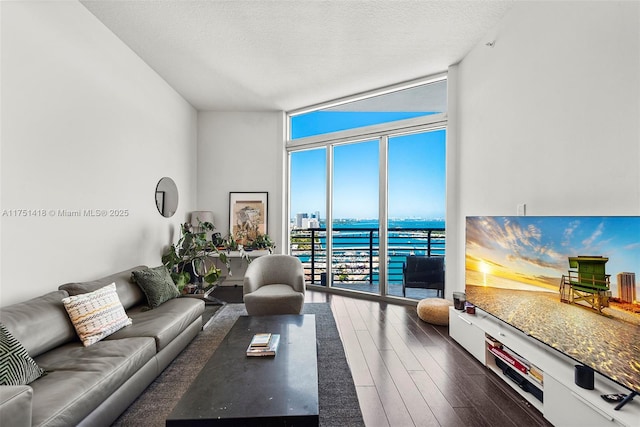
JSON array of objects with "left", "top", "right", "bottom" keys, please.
[{"left": 305, "top": 290, "right": 553, "bottom": 427}]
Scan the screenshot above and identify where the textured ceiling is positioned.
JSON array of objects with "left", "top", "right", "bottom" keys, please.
[{"left": 81, "top": 0, "right": 514, "bottom": 112}]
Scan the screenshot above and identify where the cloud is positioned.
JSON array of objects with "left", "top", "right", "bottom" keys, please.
[
  {"left": 582, "top": 221, "right": 604, "bottom": 247},
  {"left": 468, "top": 216, "right": 566, "bottom": 275},
  {"left": 562, "top": 220, "right": 580, "bottom": 247},
  {"left": 624, "top": 242, "right": 640, "bottom": 251},
  {"left": 515, "top": 254, "right": 565, "bottom": 271}
]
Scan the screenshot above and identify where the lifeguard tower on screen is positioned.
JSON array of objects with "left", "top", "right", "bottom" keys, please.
[{"left": 560, "top": 256, "right": 611, "bottom": 314}]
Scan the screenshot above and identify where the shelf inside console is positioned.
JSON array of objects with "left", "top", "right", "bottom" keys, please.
[{"left": 485, "top": 334, "right": 544, "bottom": 410}]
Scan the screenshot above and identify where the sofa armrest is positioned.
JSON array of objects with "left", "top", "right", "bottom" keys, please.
[{"left": 0, "top": 385, "right": 33, "bottom": 427}]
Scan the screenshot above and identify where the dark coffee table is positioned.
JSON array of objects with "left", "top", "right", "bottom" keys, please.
[{"left": 166, "top": 314, "right": 319, "bottom": 426}]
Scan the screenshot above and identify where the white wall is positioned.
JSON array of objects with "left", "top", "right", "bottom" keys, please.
[
  {"left": 3, "top": 1, "right": 636, "bottom": 306},
  {"left": 0, "top": 1, "right": 198, "bottom": 306},
  {"left": 197, "top": 112, "right": 285, "bottom": 250},
  {"left": 447, "top": 1, "right": 640, "bottom": 294}
]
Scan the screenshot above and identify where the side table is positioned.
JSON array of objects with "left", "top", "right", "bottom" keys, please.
[{"left": 180, "top": 282, "right": 226, "bottom": 306}]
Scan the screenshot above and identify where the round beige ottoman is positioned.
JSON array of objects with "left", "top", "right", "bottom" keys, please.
[{"left": 417, "top": 298, "right": 453, "bottom": 325}]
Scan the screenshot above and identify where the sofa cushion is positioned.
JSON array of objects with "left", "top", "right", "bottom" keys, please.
[
  {"left": 62, "top": 284, "right": 132, "bottom": 347},
  {"left": 31, "top": 336, "right": 155, "bottom": 427},
  {"left": 244, "top": 284, "right": 305, "bottom": 315},
  {"left": 0, "top": 385, "right": 33, "bottom": 427},
  {"left": 106, "top": 297, "right": 204, "bottom": 352},
  {"left": 131, "top": 266, "right": 180, "bottom": 308},
  {"left": 0, "top": 291, "right": 77, "bottom": 358},
  {"left": 59, "top": 266, "right": 148, "bottom": 310},
  {"left": 0, "top": 324, "right": 45, "bottom": 385}
]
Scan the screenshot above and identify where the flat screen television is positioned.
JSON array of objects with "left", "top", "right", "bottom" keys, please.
[{"left": 465, "top": 216, "right": 640, "bottom": 397}]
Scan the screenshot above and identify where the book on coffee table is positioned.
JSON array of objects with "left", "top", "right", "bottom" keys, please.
[
  {"left": 246, "top": 334, "right": 280, "bottom": 357},
  {"left": 249, "top": 333, "right": 272, "bottom": 347}
]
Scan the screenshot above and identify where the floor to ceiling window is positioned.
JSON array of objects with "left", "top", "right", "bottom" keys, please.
[
  {"left": 289, "top": 148, "right": 327, "bottom": 286},
  {"left": 332, "top": 139, "right": 380, "bottom": 295},
  {"left": 386, "top": 129, "right": 446, "bottom": 299},
  {"left": 287, "top": 75, "right": 447, "bottom": 301}
]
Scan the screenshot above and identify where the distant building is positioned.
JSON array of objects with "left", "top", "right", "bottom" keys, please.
[
  {"left": 302, "top": 218, "right": 320, "bottom": 229},
  {"left": 617, "top": 272, "right": 636, "bottom": 303},
  {"left": 295, "top": 213, "right": 308, "bottom": 228}
]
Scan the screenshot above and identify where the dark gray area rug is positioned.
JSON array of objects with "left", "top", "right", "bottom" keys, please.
[
  {"left": 112, "top": 303, "right": 364, "bottom": 426},
  {"left": 201, "top": 285, "right": 242, "bottom": 326},
  {"left": 201, "top": 304, "right": 221, "bottom": 327}
]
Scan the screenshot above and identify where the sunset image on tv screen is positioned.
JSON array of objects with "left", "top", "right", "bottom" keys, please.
[{"left": 465, "top": 216, "right": 640, "bottom": 394}]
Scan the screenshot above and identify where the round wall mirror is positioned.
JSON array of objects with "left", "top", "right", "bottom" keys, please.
[{"left": 155, "top": 177, "right": 178, "bottom": 217}]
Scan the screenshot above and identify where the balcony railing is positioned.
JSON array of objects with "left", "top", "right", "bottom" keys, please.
[{"left": 290, "top": 227, "right": 445, "bottom": 287}]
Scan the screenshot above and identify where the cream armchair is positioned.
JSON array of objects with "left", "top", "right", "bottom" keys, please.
[{"left": 243, "top": 255, "right": 306, "bottom": 315}]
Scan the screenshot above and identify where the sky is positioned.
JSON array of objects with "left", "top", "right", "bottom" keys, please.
[
  {"left": 466, "top": 216, "right": 640, "bottom": 290},
  {"left": 291, "top": 111, "right": 431, "bottom": 139},
  {"left": 289, "top": 111, "right": 446, "bottom": 220}
]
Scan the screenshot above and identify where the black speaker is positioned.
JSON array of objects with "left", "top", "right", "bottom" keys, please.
[
  {"left": 453, "top": 292, "right": 466, "bottom": 310},
  {"left": 575, "top": 365, "right": 595, "bottom": 390}
]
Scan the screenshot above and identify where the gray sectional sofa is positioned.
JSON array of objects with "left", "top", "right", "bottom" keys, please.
[{"left": 0, "top": 266, "right": 205, "bottom": 427}]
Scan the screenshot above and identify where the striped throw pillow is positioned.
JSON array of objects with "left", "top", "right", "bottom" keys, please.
[
  {"left": 0, "top": 323, "right": 45, "bottom": 385},
  {"left": 62, "top": 283, "right": 132, "bottom": 346}
]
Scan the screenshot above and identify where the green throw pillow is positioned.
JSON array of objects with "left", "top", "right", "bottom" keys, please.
[
  {"left": 131, "top": 266, "right": 180, "bottom": 308},
  {"left": 0, "top": 323, "right": 45, "bottom": 385}
]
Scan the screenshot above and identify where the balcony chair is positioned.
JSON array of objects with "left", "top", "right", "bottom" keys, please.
[
  {"left": 402, "top": 255, "right": 445, "bottom": 298},
  {"left": 243, "top": 254, "right": 306, "bottom": 315}
]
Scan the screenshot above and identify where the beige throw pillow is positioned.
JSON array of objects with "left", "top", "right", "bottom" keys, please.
[{"left": 62, "top": 283, "right": 132, "bottom": 346}]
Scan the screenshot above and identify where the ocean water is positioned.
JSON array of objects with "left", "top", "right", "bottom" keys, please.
[
  {"left": 291, "top": 218, "right": 445, "bottom": 282},
  {"left": 328, "top": 218, "right": 445, "bottom": 229}
]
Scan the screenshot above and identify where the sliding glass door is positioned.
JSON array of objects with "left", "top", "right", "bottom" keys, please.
[
  {"left": 330, "top": 140, "right": 379, "bottom": 294},
  {"left": 386, "top": 129, "right": 446, "bottom": 299}
]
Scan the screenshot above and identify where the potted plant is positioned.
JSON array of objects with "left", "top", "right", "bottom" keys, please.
[
  {"left": 223, "top": 233, "right": 239, "bottom": 251},
  {"left": 249, "top": 233, "right": 276, "bottom": 252},
  {"left": 162, "top": 221, "right": 230, "bottom": 293}
]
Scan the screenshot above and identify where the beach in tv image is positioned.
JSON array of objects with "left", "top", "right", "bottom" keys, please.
[{"left": 465, "top": 216, "right": 640, "bottom": 395}]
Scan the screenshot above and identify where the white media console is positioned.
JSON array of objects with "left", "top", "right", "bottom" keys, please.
[{"left": 449, "top": 307, "right": 639, "bottom": 427}]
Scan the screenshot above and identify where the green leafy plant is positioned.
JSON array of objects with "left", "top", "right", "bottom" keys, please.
[
  {"left": 162, "top": 221, "right": 230, "bottom": 290},
  {"left": 223, "top": 233, "right": 239, "bottom": 251},
  {"left": 249, "top": 233, "right": 276, "bottom": 251}
]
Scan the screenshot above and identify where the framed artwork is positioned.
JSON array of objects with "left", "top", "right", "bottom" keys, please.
[{"left": 229, "top": 192, "right": 268, "bottom": 244}]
